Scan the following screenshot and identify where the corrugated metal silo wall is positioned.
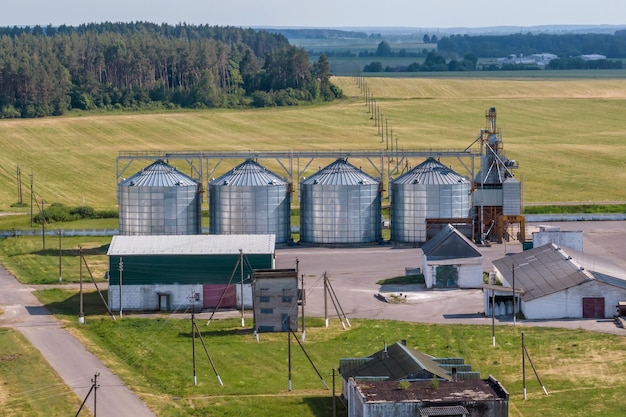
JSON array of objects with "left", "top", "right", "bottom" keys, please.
[
  {"left": 391, "top": 182, "right": 470, "bottom": 243},
  {"left": 300, "top": 183, "right": 382, "bottom": 244},
  {"left": 502, "top": 178, "right": 521, "bottom": 215},
  {"left": 208, "top": 184, "right": 291, "bottom": 243},
  {"left": 118, "top": 184, "right": 201, "bottom": 235}
]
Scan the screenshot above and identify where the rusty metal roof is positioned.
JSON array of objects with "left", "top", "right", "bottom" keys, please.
[{"left": 340, "top": 342, "right": 452, "bottom": 382}]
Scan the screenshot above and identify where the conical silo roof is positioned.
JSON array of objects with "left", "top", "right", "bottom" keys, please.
[
  {"left": 120, "top": 160, "right": 198, "bottom": 187},
  {"left": 393, "top": 157, "right": 468, "bottom": 185},
  {"left": 211, "top": 159, "right": 287, "bottom": 186},
  {"left": 302, "top": 158, "right": 378, "bottom": 185}
]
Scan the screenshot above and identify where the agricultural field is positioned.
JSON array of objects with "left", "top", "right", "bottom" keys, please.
[
  {"left": 32, "top": 288, "right": 626, "bottom": 417},
  {"left": 1, "top": 76, "right": 626, "bottom": 218}
]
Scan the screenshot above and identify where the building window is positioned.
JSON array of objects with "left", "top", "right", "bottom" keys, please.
[
  {"left": 260, "top": 308, "right": 273, "bottom": 314},
  {"left": 282, "top": 296, "right": 293, "bottom": 303},
  {"left": 259, "top": 296, "right": 270, "bottom": 303}
]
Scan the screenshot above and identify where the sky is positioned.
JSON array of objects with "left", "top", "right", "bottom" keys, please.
[{"left": 1, "top": 0, "right": 625, "bottom": 29}]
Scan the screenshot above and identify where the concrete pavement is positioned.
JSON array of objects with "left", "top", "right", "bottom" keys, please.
[{"left": 274, "top": 221, "right": 626, "bottom": 336}]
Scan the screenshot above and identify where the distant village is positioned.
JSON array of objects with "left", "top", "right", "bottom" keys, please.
[{"left": 496, "top": 52, "right": 606, "bottom": 66}]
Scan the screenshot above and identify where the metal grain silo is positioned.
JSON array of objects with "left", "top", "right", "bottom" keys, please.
[
  {"left": 300, "top": 158, "right": 382, "bottom": 244},
  {"left": 118, "top": 160, "right": 202, "bottom": 235},
  {"left": 391, "top": 157, "right": 470, "bottom": 244},
  {"left": 209, "top": 159, "right": 291, "bottom": 243}
]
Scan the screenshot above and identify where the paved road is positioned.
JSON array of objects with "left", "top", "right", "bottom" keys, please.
[
  {"left": 274, "top": 221, "right": 626, "bottom": 336},
  {"left": 0, "top": 267, "right": 157, "bottom": 417}
]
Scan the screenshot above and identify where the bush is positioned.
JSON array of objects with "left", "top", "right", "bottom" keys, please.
[
  {"left": 69, "top": 206, "right": 96, "bottom": 218},
  {"left": 33, "top": 204, "right": 118, "bottom": 224}
]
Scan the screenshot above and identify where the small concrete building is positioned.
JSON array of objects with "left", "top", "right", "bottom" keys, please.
[
  {"left": 339, "top": 341, "right": 508, "bottom": 417},
  {"left": 107, "top": 234, "right": 275, "bottom": 312},
  {"left": 421, "top": 224, "right": 483, "bottom": 288},
  {"left": 252, "top": 268, "right": 299, "bottom": 332},
  {"left": 532, "top": 225, "right": 583, "bottom": 251},
  {"left": 490, "top": 243, "right": 626, "bottom": 319}
]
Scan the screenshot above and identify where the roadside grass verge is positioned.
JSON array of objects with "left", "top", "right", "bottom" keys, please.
[
  {"left": 35, "top": 288, "right": 626, "bottom": 417},
  {"left": 0, "top": 236, "right": 110, "bottom": 285},
  {"left": 0, "top": 328, "right": 86, "bottom": 416}
]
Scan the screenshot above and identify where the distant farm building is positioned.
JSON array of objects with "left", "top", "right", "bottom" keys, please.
[
  {"left": 107, "top": 234, "right": 275, "bottom": 312},
  {"left": 339, "top": 341, "right": 509, "bottom": 417},
  {"left": 489, "top": 243, "right": 626, "bottom": 319},
  {"left": 497, "top": 52, "right": 557, "bottom": 66},
  {"left": 532, "top": 225, "right": 583, "bottom": 251},
  {"left": 252, "top": 268, "right": 299, "bottom": 332},
  {"left": 421, "top": 224, "right": 483, "bottom": 288}
]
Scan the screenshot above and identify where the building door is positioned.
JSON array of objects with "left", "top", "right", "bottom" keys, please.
[
  {"left": 582, "top": 297, "right": 605, "bottom": 319},
  {"left": 203, "top": 284, "right": 237, "bottom": 309},
  {"left": 435, "top": 265, "right": 459, "bottom": 288}
]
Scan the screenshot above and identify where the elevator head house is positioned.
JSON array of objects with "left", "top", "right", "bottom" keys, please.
[{"left": 107, "top": 234, "right": 276, "bottom": 312}]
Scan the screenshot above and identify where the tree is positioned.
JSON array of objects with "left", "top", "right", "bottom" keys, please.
[
  {"left": 375, "top": 41, "right": 392, "bottom": 57},
  {"left": 423, "top": 34, "right": 431, "bottom": 43},
  {"left": 363, "top": 61, "right": 383, "bottom": 72}
]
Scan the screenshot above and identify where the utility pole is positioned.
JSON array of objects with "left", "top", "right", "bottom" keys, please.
[
  {"left": 301, "top": 273, "right": 305, "bottom": 342},
  {"left": 512, "top": 263, "right": 516, "bottom": 326},
  {"left": 41, "top": 199, "right": 45, "bottom": 250},
  {"left": 324, "top": 273, "right": 329, "bottom": 328},
  {"left": 240, "top": 249, "right": 245, "bottom": 327},
  {"left": 58, "top": 230, "right": 62, "bottom": 283},
  {"left": 491, "top": 289, "right": 496, "bottom": 347},
  {"left": 29, "top": 174, "right": 33, "bottom": 227},
  {"left": 191, "top": 292, "right": 197, "bottom": 386},
  {"left": 92, "top": 373, "right": 99, "bottom": 417},
  {"left": 16, "top": 165, "right": 22, "bottom": 205},
  {"left": 119, "top": 257, "right": 124, "bottom": 318},
  {"left": 288, "top": 318, "right": 292, "bottom": 391},
  {"left": 79, "top": 247, "right": 84, "bottom": 324},
  {"left": 74, "top": 372, "right": 99, "bottom": 417}
]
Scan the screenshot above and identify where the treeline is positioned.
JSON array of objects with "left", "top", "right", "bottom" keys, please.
[
  {"left": 364, "top": 51, "right": 478, "bottom": 72},
  {"left": 268, "top": 28, "right": 376, "bottom": 40},
  {"left": 0, "top": 22, "right": 341, "bottom": 118},
  {"left": 437, "top": 32, "right": 626, "bottom": 58}
]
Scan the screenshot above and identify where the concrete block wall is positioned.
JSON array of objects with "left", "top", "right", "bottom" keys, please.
[{"left": 109, "top": 284, "right": 203, "bottom": 312}]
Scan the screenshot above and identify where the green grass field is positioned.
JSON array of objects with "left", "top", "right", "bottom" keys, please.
[
  {"left": 33, "top": 288, "right": 626, "bottom": 417},
  {"left": 0, "top": 236, "right": 110, "bottom": 285},
  {"left": 1, "top": 76, "right": 626, "bottom": 216}
]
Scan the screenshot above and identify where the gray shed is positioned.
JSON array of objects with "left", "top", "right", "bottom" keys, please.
[
  {"left": 491, "top": 243, "right": 626, "bottom": 319},
  {"left": 421, "top": 224, "right": 483, "bottom": 288}
]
